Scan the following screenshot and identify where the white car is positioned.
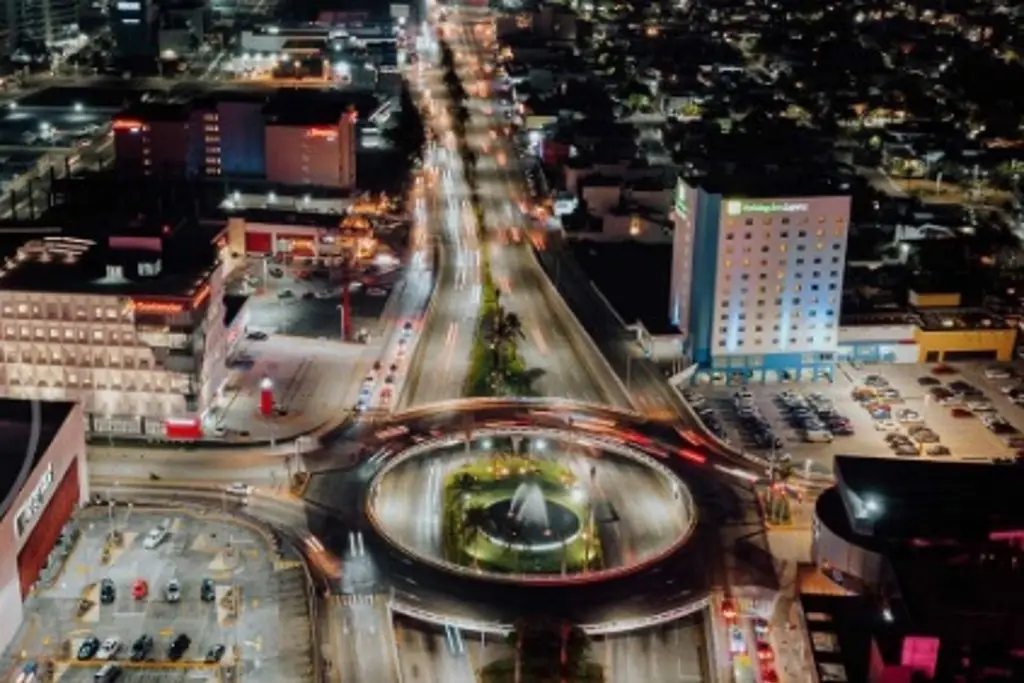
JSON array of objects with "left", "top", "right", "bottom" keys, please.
[
  {"left": 166, "top": 579, "right": 181, "bottom": 603},
  {"left": 874, "top": 419, "right": 899, "bottom": 432},
  {"left": 985, "top": 368, "right": 1012, "bottom": 380},
  {"left": 143, "top": 524, "right": 170, "bottom": 549},
  {"left": 225, "top": 482, "right": 252, "bottom": 497},
  {"left": 968, "top": 401, "right": 996, "bottom": 413},
  {"left": 95, "top": 637, "right": 122, "bottom": 661}
]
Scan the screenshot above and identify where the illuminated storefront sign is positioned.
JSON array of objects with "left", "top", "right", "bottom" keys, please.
[
  {"left": 725, "top": 200, "right": 809, "bottom": 216},
  {"left": 112, "top": 119, "right": 145, "bottom": 132},
  {"left": 116, "top": 1, "right": 141, "bottom": 9},
  {"left": 306, "top": 127, "right": 338, "bottom": 140},
  {"left": 16, "top": 464, "right": 54, "bottom": 538}
]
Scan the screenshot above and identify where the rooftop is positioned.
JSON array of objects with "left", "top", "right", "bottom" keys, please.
[
  {"left": 116, "top": 100, "right": 192, "bottom": 123},
  {"left": 0, "top": 399, "right": 76, "bottom": 521},
  {"left": 913, "top": 308, "right": 1012, "bottom": 332},
  {"left": 0, "top": 223, "right": 220, "bottom": 298},
  {"left": 263, "top": 89, "right": 379, "bottom": 126},
  {"left": 834, "top": 455, "right": 1024, "bottom": 540}
]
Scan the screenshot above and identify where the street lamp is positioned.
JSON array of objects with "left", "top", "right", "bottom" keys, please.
[{"left": 73, "top": 102, "right": 83, "bottom": 113}]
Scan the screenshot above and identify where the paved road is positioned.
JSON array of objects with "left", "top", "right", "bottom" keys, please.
[{"left": 603, "top": 620, "right": 707, "bottom": 683}]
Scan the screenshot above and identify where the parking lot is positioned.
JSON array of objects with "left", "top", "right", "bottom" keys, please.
[
  {"left": 2, "top": 509, "right": 314, "bottom": 683},
  {"left": 689, "top": 361, "right": 1024, "bottom": 477},
  {"left": 231, "top": 257, "right": 397, "bottom": 340}
]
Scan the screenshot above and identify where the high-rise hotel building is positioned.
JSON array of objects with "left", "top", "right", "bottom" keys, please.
[{"left": 670, "top": 177, "right": 851, "bottom": 383}]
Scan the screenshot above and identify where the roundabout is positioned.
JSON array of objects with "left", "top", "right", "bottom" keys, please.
[
  {"left": 367, "top": 428, "right": 697, "bottom": 584},
  {"left": 301, "top": 398, "right": 759, "bottom": 634}
]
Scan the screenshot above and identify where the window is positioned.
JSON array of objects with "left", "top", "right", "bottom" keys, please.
[{"left": 798, "top": 231, "right": 807, "bottom": 238}]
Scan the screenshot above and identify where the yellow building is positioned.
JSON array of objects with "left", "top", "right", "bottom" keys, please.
[{"left": 913, "top": 309, "right": 1017, "bottom": 363}]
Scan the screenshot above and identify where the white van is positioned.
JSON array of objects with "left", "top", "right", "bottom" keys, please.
[{"left": 804, "top": 429, "right": 833, "bottom": 443}]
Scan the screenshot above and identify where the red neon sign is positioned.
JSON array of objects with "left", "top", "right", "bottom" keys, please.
[
  {"left": 112, "top": 119, "right": 145, "bottom": 131},
  {"left": 305, "top": 127, "right": 337, "bottom": 140}
]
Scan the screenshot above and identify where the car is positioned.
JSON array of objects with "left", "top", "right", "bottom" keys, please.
[
  {"left": 245, "top": 330, "right": 268, "bottom": 341},
  {"left": 729, "top": 626, "right": 746, "bottom": 654},
  {"left": 100, "top": 578, "right": 116, "bottom": 604},
  {"left": 168, "top": 634, "right": 191, "bottom": 661},
  {"left": 15, "top": 660, "right": 37, "bottom": 683},
  {"left": 205, "top": 644, "right": 226, "bottom": 663},
  {"left": 926, "top": 445, "right": 951, "bottom": 456},
  {"left": 931, "top": 364, "right": 957, "bottom": 375},
  {"left": 132, "top": 579, "right": 148, "bottom": 600},
  {"left": 94, "top": 662, "right": 122, "bottom": 683},
  {"left": 95, "top": 637, "right": 121, "bottom": 660},
  {"left": 165, "top": 579, "right": 181, "bottom": 603},
  {"left": 752, "top": 618, "right": 770, "bottom": 639},
  {"left": 897, "top": 409, "right": 922, "bottom": 423},
  {"left": 77, "top": 636, "right": 100, "bottom": 660},
  {"left": 950, "top": 407, "right": 974, "bottom": 418},
  {"left": 402, "top": 321, "right": 414, "bottom": 336},
  {"left": 268, "top": 267, "right": 283, "bottom": 278},
  {"left": 874, "top": 419, "right": 899, "bottom": 432},
  {"left": 385, "top": 374, "right": 395, "bottom": 384},
  {"left": 864, "top": 374, "right": 888, "bottom": 387},
  {"left": 130, "top": 635, "right": 153, "bottom": 662},
  {"left": 225, "top": 482, "right": 251, "bottom": 497},
  {"left": 969, "top": 401, "right": 996, "bottom": 413},
  {"left": 200, "top": 578, "right": 216, "bottom": 602},
  {"left": 910, "top": 430, "right": 939, "bottom": 444},
  {"left": 277, "top": 289, "right": 294, "bottom": 299},
  {"left": 1007, "top": 436, "right": 1024, "bottom": 449},
  {"left": 755, "top": 640, "right": 774, "bottom": 661},
  {"left": 142, "top": 521, "right": 170, "bottom": 549},
  {"left": 894, "top": 444, "right": 920, "bottom": 456},
  {"left": 760, "top": 668, "right": 780, "bottom": 683},
  {"left": 985, "top": 367, "right": 1013, "bottom": 380},
  {"left": 367, "top": 287, "right": 388, "bottom": 297},
  {"left": 917, "top": 376, "right": 941, "bottom": 386},
  {"left": 372, "top": 361, "right": 383, "bottom": 372},
  {"left": 302, "top": 291, "right": 315, "bottom": 300}
]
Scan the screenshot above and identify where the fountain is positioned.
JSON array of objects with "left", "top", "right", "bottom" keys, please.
[{"left": 508, "top": 482, "right": 550, "bottom": 528}]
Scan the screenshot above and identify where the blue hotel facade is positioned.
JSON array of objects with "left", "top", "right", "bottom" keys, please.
[{"left": 669, "top": 179, "right": 852, "bottom": 384}]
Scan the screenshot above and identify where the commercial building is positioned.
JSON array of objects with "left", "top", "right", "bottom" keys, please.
[
  {"left": 0, "top": 229, "right": 230, "bottom": 437},
  {"left": 0, "top": 399, "right": 88, "bottom": 656},
  {"left": 264, "top": 97, "right": 357, "bottom": 189},
  {"left": 809, "top": 455, "right": 1024, "bottom": 682},
  {"left": 837, "top": 293, "right": 1017, "bottom": 365},
  {"left": 669, "top": 177, "right": 851, "bottom": 383},
  {"left": 110, "top": 0, "right": 158, "bottom": 57},
  {"left": 112, "top": 91, "right": 360, "bottom": 189}
]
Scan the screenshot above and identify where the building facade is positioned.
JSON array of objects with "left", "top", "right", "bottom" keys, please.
[
  {"left": 0, "top": 400, "right": 88, "bottom": 657},
  {"left": 0, "top": 237, "right": 229, "bottom": 436},
  {"left": 113, "top": 94, "right": 358, "bottom": 189},
  {"left": 111, "top": 0, "right": 158, "bottom": 57},
  {"left": 264, "top": 113, "right": 357, "bottom": 189},
  {"left": 670, "top": 178, "right": 851, "bottom": 383}
]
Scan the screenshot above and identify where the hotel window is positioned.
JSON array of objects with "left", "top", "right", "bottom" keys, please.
[
  {"left": 204, "top": 124, "right": 219, "bottom": 133},
  {"left": 203, "top": 113, "right": 218, "bottom": 121}
]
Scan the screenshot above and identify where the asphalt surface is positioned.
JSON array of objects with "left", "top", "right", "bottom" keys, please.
[
  {"left": 603, "top": 619, "right": 707, "bottom": 683},
  {"left": 299, "top": 399, "right": 763, "bottom": 629},
  {"left": 371, "top": 441, "right": 692, "bottom": 577},
  {"left": 3, "top": 509, "right": 310, "bottom": 683}
]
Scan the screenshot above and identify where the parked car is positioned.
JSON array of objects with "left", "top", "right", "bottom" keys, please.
[
  {"left": 205, "top": 644, "right": 227, "bottom": 663},
  {"left": 168, "top": 634, "right": 191, "bottom": 661},
  {"left": 130, "top": 635, "right": 153, "bottom": 661},
  {"left": 100, "top": 578, "right": 116, "bottom": 604},
  {"left": 95, "top": 637, "right": 121, "bottom": 661},
  {"left": 917, "top": 376, "right": 941, "bottom": 386},
  {"left": 142, "top": 521, "right": 170, "bottom": 549},
  {"left": 200, "top": 578, "right": 216, "bottom": 602},
  {"left": 77, "top": 636, "right": 100, "bottom": 660},
  {"left": 245, "top": 330, "right": 268, "bottom": 341},
  {"left": 165, "top": 579, "right": 181, "bottom": 603},
  {"left": 131, "top": 579, "right": 148, "bottom": 600}
]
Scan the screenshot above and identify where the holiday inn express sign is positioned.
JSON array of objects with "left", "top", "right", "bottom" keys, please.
[{"left": 725, "top": 200, "right": 810, "bottom": 216}]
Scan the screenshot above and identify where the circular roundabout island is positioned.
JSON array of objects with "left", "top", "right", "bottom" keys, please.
[{"left": 367, "top": 428, "right": 698, "bottom": 584}]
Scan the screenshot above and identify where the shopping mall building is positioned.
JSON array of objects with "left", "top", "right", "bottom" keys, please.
[{"left": 0, "top": 399, "right": 88, "bottom": 655}]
